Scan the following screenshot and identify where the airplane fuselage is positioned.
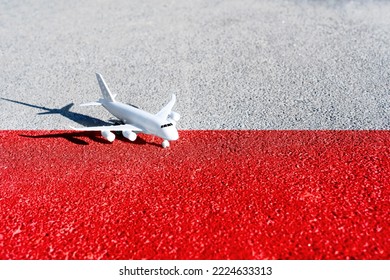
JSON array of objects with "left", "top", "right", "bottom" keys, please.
[
  {"left": 101, "top": 100, "right": 179, "bottom": 141},
  {"left": 74, "top": 73, "right": 179, "bottom": 148}
]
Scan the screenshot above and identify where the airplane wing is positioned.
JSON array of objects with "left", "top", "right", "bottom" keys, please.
[
  {"left": 155, "top": 94, "right": 176, "bottom": 120},
  {"left": 70, "top": 124, "right": 143, "bottom": 132}
]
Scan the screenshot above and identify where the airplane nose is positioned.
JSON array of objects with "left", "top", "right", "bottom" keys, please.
[{"left": 168, "top": 129, "right": 179, "bottom": 141}]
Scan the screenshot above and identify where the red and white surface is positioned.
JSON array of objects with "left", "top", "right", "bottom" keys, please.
[{"left": 1, "top": 0, "right": 390, "bottom": 261}]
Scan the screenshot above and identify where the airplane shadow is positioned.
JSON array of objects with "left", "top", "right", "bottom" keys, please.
[
  {"left": 2, "top": 97, "right": 161, "bottom": 147},
  {"left": 1, "top": 97, "right": 111, "bottom": 127},
  {"left": 19, "top": 131, "right": 161, "bottom": 147}
]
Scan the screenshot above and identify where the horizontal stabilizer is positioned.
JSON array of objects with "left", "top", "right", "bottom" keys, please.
[{"left": 80, "top": 102, "right": 102, "bottom": 107}]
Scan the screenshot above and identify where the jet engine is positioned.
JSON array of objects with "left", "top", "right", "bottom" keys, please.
[
  {"left": 122, "top": 130, "right": 137, "bottom": 141},
  {"left": 101, "top": 130, "right": 115, "bottom": 142},
  {"left": 168, "top": 111, "right": 180, "bottom": 122}
]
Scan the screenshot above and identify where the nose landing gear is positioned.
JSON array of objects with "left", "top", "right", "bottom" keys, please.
[{"left": 162, "top": 140, "right": 170, "bottom": 148}]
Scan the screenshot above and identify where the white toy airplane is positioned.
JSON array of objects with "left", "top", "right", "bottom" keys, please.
[{"left": 72, "top": 73, "right": 180, "bottom": 148}]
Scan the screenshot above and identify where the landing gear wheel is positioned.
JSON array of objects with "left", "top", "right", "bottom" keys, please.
[
  {"left": 129, "top": 132, "right": 137, "bottom": 141},
  {"left": 162, "top": 140, "right": 170, "bottom": 148}
]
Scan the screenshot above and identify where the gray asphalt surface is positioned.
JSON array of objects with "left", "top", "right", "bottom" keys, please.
[{"left": 0, "top": 0, "right": 389, "bottom": 130}]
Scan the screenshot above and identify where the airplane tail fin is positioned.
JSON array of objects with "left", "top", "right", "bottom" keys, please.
[{"left": 96, "top": 73, "right": 116, "bottom": 102}]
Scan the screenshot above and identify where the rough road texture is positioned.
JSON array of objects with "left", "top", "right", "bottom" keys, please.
[
  {"left": 1, "top": 0, "right": 389, "bottom": 129},
  {"left": 1, "top": 130, "right": 389, "bottom": 259},
  {"left": 1, "top": 0, "right": 389, "bottom": 260}
]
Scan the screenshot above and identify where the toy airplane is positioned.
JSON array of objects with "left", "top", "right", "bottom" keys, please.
[{"left": 71, "top": 73, "right": 180, "bottom": 148}]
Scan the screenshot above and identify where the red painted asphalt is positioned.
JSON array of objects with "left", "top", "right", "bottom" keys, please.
[{"left": 0, "top": 130, "right": 389, "bottom": 259}]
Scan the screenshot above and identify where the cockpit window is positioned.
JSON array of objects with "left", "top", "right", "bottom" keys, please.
[{"left": 161, "top": 123, "right": 173, "bottom": 128}]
